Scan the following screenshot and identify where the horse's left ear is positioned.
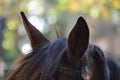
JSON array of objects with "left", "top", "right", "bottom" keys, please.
[
  {"left": 67, "top": 17, "right": 89, "bottom": 65},
  {"left": 20, "top": 11, "right": 49, "bottom": 50}
]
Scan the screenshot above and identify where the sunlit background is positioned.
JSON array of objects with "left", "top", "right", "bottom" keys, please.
[{"left": 0, "top": 0, "right": 120, "bottom": 79}]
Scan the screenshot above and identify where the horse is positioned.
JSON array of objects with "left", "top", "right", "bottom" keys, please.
[{"left": 7, "top": 11, "right": 120, "bottom": 80}]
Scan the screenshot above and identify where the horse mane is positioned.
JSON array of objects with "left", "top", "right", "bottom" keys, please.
[
  {"left": 107, "top": 58, "right": 120, "bottom": 80},
  {"left": 87, "top": 45, "right": 108, "bottom": 80},
  {"left": 7, "top": 38, "right": 66, "bottom": 80}
]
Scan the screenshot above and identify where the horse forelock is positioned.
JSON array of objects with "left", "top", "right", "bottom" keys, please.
[{"left": 40, "top": 37, "right": 67, "bottom": 80}]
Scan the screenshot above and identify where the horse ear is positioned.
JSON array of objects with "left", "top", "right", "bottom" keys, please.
[
  {"left": 20, "top": 11, "right": 49, "bottom": 50},
  {"left": 55, "top": 27, "right": 64, "bottom": 38},
  {"left": 67, "top": 17, "right": 89, "bottom": 64}
]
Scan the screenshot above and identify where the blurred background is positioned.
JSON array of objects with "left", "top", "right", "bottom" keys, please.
[{"left": 0, "top": 0, "right": 120, "bottom": 79}]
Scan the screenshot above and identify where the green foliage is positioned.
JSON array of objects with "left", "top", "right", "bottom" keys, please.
[{"left": 2, "top": 29, "right": 18, "bottom": 62}]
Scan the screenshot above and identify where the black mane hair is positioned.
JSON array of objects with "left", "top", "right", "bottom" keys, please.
[{"left": 107, "top": 57, "right": 120, "bottom": 80}]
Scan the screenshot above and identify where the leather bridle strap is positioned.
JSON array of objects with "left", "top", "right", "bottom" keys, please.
[
  {"left": 46, "top": 66, "right": 81, "bottom": 80},
  {"left": 58, "top": 66, "right": 81, "bottom": 78}
]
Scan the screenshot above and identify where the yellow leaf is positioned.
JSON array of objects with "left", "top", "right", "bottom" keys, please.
[
  {"left": 112, "top": 1, "right": 120, "bottom": 9},
  {"left": 67, "top": 0, "right": 80, "bottom": 13},
  {"left": 100, "top": 7, "right": 109, "bottom": 19}
]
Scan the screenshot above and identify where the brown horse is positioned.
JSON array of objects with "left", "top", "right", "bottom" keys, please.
[{"left": 7, "top": 12, "right": 120, "bottom": 80}]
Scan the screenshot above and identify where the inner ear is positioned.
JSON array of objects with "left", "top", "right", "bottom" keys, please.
[{"left": 67, "top": 17, "right": 89, "bottom": 65}]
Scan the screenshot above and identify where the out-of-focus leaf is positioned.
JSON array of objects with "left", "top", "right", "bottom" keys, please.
[
  {"left": 100, "top": 6, "right": 109, "bottom": 19},
  {"left": 7, "top": 20, "right": 18, "bottom": 31},
  {"left": 112, "top": 0, "right": 120, "bottom": 9},
  {"left": 90, "top": 6, "right": 100, "bottom": 19},
  {"left": 67, "top": 0, "right": 80, "bottom": 13}
]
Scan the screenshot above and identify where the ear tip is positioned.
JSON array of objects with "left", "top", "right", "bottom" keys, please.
[
  {"left": 20, "top": 11, "right": 28, "bottom": 21},
  {"left": 20, "top": 11, "right": 24, "bottom": 13},
  {"left": 78, "top": 16, "right": 85, "bottom": 21},
  {"left": 20, "top": 11, "right": 24, "bottom": 16}
]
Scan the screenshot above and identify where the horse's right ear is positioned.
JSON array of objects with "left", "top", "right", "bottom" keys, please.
[
  {"left": 20, "top": 11, "right": 49, "bottom": 50},
  {"left": 67, "top": 17, "right": 89, "bottom": 65}
]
